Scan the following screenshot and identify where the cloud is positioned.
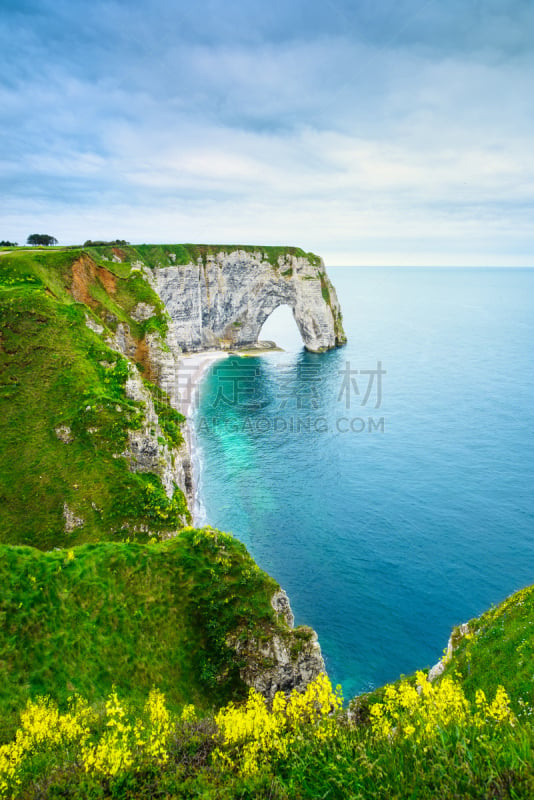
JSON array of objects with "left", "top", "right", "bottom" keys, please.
[{"left": 0, "top": 0, "right": 533, "bottom": 264}]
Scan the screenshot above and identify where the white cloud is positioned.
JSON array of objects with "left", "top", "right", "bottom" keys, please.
[{"left": 1, "top": 1, "right": 533, "bottom": 265}]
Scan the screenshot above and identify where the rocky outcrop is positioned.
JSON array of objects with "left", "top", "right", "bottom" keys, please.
[
  {"left": 63, "top": 503, "right": 84, "bottom": 533},
  {"left": 228, "top": 588, "right": 326, "bottom": 699},
  {"left": 143, "top": 326, "right": 182, "bottom": 409},
  {"left": 122, "top": 366, "right": 192, "bottom": 512},
  {"left": 428, "top": 622, "right": 470, "bottom": 682},
  {"left": 55, "top": 425, "right": 73, "bottom": 444},
  {"left": 84, "top": 311, "right": 194, "bottom": 512},
  {"left": 153, "top": 250, "right": 346, "bottom": 353},
  {"left": 271, "top": 589, "right": 295, "bottom": 629}
]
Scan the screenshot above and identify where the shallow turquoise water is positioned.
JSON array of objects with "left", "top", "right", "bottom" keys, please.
[{"left": 194, "top": 268, "right": 534, "bottom": 697}]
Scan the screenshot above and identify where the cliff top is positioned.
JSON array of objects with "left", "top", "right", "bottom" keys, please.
[
  {"left": 1, "top": 242, "right": 323, "bottom": 268},
  {"left": 83, "top": 242, "right": 323, "bottom": 268}
]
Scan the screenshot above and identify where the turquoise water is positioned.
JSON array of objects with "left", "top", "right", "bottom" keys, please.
[{"left": 194, "top": 268, "right": 534, "bottom": 698}]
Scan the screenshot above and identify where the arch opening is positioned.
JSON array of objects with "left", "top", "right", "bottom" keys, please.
[{"left": 258, "top": 304, "right": 303, "bottom": 352}]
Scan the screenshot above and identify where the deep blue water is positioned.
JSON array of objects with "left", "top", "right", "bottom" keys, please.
[{"left": 194, "top": 268, "right": 534, "bottom": 698}]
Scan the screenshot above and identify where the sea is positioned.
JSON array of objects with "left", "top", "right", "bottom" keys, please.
[{"left": 193, "top": 267, "right": 534, "bottom": 698}]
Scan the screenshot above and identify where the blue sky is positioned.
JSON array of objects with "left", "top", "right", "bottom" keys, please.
[{"left": 1, "top": 0, "right": 533, "bottom": 264}]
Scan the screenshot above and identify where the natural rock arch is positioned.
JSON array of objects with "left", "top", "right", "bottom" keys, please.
[
  {"left": 155, "top": 249, "right": 345, "bottom": 353},
  {"left": 257, "top": 302, "right": 302, "bottom": 347}
]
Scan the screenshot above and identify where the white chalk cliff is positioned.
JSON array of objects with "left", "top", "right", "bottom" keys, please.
[{"left": 150, "top": 249, "right": 346, "bottom": 353}]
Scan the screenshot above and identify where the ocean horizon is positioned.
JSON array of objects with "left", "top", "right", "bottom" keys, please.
[{"left": 193, "top": 266, "right": 534, "bottom": 698}]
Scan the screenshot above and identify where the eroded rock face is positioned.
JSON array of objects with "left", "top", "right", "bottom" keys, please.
[
  {"left": 143, "top": 325, "right": 182, "bottom": 409},
  {"left": 229, "top": 588, "right": 326, "bottom": 700},
  {"left": 63, "top": 503, "right": 84, "bottom": 533},
  {"left": 122, "top": 366, "right": 193, "bottom": 513},
  {"left": 84, "top": 313, "right": 194, "bottom": 513},
  {"left": 271, "top": 589, "right": 295, "bottom": 628},
  {"left": 154, "top": 251, "right": 346, "bottom": 353}
]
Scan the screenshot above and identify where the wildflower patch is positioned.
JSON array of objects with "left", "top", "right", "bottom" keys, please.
[
  {"left": 369, "top": 671, "right": 515, "bottom": 743},
  {"left": 212, "top": 672, "right": 343, "bottom": 776}
]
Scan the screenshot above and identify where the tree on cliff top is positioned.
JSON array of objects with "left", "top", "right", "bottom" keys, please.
[{"left": 27, "top": 234, "right": 58, "bottom": 246}]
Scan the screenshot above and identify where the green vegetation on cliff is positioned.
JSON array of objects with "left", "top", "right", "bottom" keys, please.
[
  {"left": 84, "top": 242, "right": 322, "bottom": 269},
  {"left": 0, "top": 246, "right": 532, "bottom": 798},
  {"left": 441, "top": 584, "right": 534, "bottom": 711},
  {"left": 0, "top": 249, "right": 185, "bottom": 548},
  {"left": 2, "top": 589, "right": 534, "bottom": 798},
  {"left": 0, "top": 528, "right": 284, "bottom": 742}
]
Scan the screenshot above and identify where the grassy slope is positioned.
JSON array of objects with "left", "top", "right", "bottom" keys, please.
[
  {"left": 442, "top": 583, "right": 534, "bottom": 709},
  {"left": 0, "top": 249, "right": 185, "bottom": 548},
  {"left": 0, "top": 527, "right": 282, "bottom": 741},
  {"left": 4, "top": 583, "right": 534, "bottom": 799}
]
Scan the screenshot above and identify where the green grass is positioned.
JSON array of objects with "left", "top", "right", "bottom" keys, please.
[
  {"left": 0, "top": 250, "right": 186, "bottom": 548},
  {"left": 0, "top": 528, "right": 283, "bottom": 741},
  {"left": 4, "top": 665, "right": 534, "bottom": 799},
  {"left": 3, "top": 575, "right": 534, "bottom": 799},
  {"left": 84, "top": 243, "right": 322, "bottom": 270},
  {"left": 442, "top": 584, "right": 534, "bottom": 710},
  {"left": 272, "top": 719, "right": 534, "bottom": 800}
]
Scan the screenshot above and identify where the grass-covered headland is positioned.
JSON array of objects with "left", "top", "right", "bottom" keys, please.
[
  {"left": 1, "top": 246, "right": 533, "bottom": 797},
  {"left": 0, "top": 530, "right": 284, "bottom": 737},
  {"left": 0, "top": 247, "right": 183, "bottom": 548}
]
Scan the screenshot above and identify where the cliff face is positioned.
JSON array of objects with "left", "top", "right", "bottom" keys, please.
[
  {"left": 229, "top": 589, "right": 326, "bottom": 700},
  {"left": 87, "top": 245, "right": 338, "bottom": 695},
  {"left": 92, "top": 312, "right": 195, "bottom": 512},
  {"left": 0, "top": 244, "right": 339, "bottom": 708},
  {"left": 150, "top": 249, "right": 346, "bottom": 353},
  {"left": 71, "top": 243, "right": 346, "bottom": 535},
  {"left": 95, "top": 244, "right": 345, "bottom": 515}
]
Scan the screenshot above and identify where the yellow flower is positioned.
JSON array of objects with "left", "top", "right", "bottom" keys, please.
[
  {"left": 213, "top": 673, "right": 342, "bottom": 776},
  {"left": 369, "top": 675, "right": 514, "bottom": 745},
  {"left": 181, "top": 704, "right": 197, "bottom": 723}
]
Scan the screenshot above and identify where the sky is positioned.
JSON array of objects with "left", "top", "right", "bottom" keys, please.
[{"left": 1, "top": 0, "right": 533, "bottom": 265}]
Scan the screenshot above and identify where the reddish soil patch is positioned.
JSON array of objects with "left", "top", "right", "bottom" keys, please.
[
  {"left": 112, "top": 247, "right": 127, "bottom": 262},
  {"left": 70, "top": 254, "right": 98, "bottom": 308},
  {"left": 135, "top": 337, "right": 156, "bottom": 383},
  {"left": 97, "top": 267, "right": 117, "bottom": 295}
]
